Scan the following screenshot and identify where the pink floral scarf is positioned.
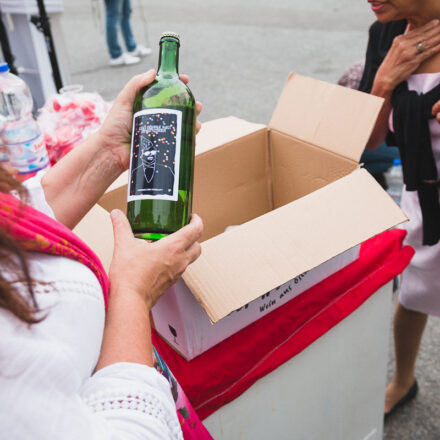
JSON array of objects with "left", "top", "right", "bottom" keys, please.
[{"left": 0, "top": 192, "right": 212, "bottom": 440}]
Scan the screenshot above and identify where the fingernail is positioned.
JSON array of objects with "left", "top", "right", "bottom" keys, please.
[
  {"left": 433, "top": 19, "right": 440, "bottom": 25},
  {"left": 145, "top": 69, "right": 156, "bottom": 76}
]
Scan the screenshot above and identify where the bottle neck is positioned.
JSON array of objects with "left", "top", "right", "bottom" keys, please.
[{"left": 157, "top": 40, "right": 179, "bottom": 77}]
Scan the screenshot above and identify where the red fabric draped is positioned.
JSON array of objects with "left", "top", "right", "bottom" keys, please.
[
  {"left": 0, "top": 192, "right": 109, "bottom": 304},
  {"left": 152, "top": 229, "right": 414, "bottom": 420}
]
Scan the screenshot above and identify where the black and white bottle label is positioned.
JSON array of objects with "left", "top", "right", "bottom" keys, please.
[{"left": 128, "top": 108, "right": 182, "bottom": 202}]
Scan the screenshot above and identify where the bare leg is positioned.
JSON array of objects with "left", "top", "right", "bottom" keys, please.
[{"left": 385, "top": 302, "right": 427, "bottom": 414}]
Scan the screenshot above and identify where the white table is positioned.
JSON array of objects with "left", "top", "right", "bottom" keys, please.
[{"left": 204, "top": 282, "right": 393, "bottom": 440}]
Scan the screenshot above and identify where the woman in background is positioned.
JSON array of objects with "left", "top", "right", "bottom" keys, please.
[{"left": 360, "top": 0, "right": 440, "bottom": 418}]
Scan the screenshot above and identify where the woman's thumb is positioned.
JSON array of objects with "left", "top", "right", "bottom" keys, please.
[{"left": 110, "top": 209, "right": 134, "bottom": 246}]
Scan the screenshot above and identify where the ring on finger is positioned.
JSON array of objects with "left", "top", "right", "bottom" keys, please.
[{"left": 416, "top": 42, "right": 425, "bottom": 53}]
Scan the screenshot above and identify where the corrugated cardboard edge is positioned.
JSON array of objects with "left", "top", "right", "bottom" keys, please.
[
  {"left": 266, "top": 127, "right": 274, "bottom": 210},
  {"left": 183, "top": 169, "right": 408, "bottom": 323}
]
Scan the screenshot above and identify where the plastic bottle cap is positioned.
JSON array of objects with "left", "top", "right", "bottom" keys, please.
[
  {"left": 393, "top": 158, "right": 402, "bottom": 166},
  {"left": 0, "top": 62, "right": 9, "bottom": 73}
]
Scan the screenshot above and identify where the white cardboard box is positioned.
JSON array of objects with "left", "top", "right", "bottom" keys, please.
[
  {"left": 152, "top": 245, "right": 359, "bottom": 359},
  {"left": 75, "top": 73, "right": 407, "bottom": 360}
]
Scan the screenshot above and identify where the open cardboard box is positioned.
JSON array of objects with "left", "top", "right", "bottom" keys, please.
[{"left": 75, "top": 73, "right": 408, "bottom": 360}]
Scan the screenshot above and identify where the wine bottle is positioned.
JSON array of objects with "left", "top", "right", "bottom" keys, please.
[{"left": 127, "top": 32, "right": 196, "bottom": 240}]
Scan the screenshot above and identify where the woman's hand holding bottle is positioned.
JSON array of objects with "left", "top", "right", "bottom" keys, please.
[
  {"left": 97, "top": 70, "right": 202, "bottom": 172},
  {"left": 108, "top": 209, "right": 203, "bottom": 308},
  {"left": 96, "top": 210, "right": 203, "bottom": 370}
]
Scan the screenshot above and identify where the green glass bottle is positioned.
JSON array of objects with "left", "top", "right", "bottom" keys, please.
[{"left": 127, "top": 32, "right": 196, "bottom": 240}]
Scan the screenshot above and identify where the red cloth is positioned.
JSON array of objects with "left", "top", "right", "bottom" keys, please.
[
  {"left": 152, "top": 229, "right": 414, "bottom": 420},
  {"left": 0, "top": 192, "right": 109, "bottom": 303}
]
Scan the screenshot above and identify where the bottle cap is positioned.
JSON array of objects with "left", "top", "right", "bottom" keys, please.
[
  {"left": 393, "top": 158, "right": 401, "bottom": 166},
  {"left": 0, "top": 62, "right": 9, "bottom": 73},
  {"left": 160, "top": 32, "right": 180, "bottom": 42}
]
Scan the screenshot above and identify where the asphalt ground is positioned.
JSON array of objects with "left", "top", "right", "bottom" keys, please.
[{"left": 58, "top": 1, "right": 440, "bottom": 438}]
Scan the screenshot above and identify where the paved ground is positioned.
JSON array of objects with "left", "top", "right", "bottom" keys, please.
[
  {"left": 58, "top": 1, "right": 439, "bottom": 438},
  {"left": 61, "top": 0, "right": 375, "bottom": 123}
]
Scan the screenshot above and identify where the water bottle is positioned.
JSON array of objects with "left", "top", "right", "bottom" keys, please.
[
  {"left": 385, "top": 158, "right": 403, "bottom": 205},
  {"left": 0, "top": 62, "right": 49, "bottom": 176}
]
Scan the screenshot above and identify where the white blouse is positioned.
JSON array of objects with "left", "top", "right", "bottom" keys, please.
[{"left": 0, "top": 172, "right": 183, "bottom": 439}]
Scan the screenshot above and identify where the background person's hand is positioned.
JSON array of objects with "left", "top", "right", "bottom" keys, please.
[
  {"left": 108, "top": 209, "right": 203, "bottom": 308},
  {"left": 432, "top": 99, "right": 440, "bottom": 123},
  {"left": 375, "top": 20, "right": 440, "bottom": 93},
  {"left": 98, "top": 70, "right": 203, "bottom": 172}
]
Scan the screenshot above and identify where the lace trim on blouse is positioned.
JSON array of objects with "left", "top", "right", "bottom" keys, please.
[{"left": 83, "top": 388, "right": 183, "bottom": 439}]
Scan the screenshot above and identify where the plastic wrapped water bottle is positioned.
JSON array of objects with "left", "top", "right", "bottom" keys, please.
[
  {"left": 0, "top": 62, "right": 49, "bottom": 176},
  {"left": 385, "top": 158, "right": 403, "bottom": 205}
]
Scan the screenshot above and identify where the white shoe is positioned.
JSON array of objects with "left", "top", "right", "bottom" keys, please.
[
  {"left": 128, "top": 44, "right": 152, "bottom": 57},
  {"left": 110, "top": 53, "right": 141, "bottom": 66}
]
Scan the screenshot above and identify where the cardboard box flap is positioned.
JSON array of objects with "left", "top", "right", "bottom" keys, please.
[
  {"left": 74, "top": 204, "right": 114, "bottom": 273},
  {"left": 196, "top": 116, "right": 266, "bottom": 155},
  {"left": 269, "top": 73, "right": 384, "bottom": 163},
  {"left": 183, "top": 168, "right": 407, "bottom": 323},
  {"left": 99, "top": 117, "right": 267, "bottom": 211}
]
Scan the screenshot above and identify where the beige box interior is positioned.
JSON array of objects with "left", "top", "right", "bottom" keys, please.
[
  {"left": 192, "top": 122, "right": 271, "bottom": 241},
  {"left": 76, "top": 73, "right": 408, "bottom": 324}
]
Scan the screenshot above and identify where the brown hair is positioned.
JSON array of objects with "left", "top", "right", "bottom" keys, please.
[{"left": 0, "top": 166, "right": 41, "bottom": 324}]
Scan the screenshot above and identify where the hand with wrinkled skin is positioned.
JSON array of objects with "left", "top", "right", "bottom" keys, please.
[
  {"left": 42, "top": 71, "right": 202, "bottom": 229},
  {"left": 98, "top": 69, "right": 203, "bottom": 172},
  {"left": 108, "top": 209, "right": 203, "bottom": 308},
  {"left": 96, "top": 210, "right": 203, "bottom": 370},
  {"left": 366, "top": 19, "right": 440, "bottom": 150},
  {"left": 375, "top": 20, "right": 440, "bottom": 93}
]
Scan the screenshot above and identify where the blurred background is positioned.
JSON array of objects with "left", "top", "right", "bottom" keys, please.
[
  {"left": 63, "top": 0, "right": 372, "bottom": 123},
  {"left": 0, "top": 0, "right": 376, "bottom": 122},
  {"left": 1, "top": 1, "right": 440, "bottom": 438}
]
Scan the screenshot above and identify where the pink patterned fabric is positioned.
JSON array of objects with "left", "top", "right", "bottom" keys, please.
[
  {"left": 0, "top": 192, "right": 212, "bottom": 440},
  {"left": 0, "top": 192, "right": 109, "bottom": 305}
]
